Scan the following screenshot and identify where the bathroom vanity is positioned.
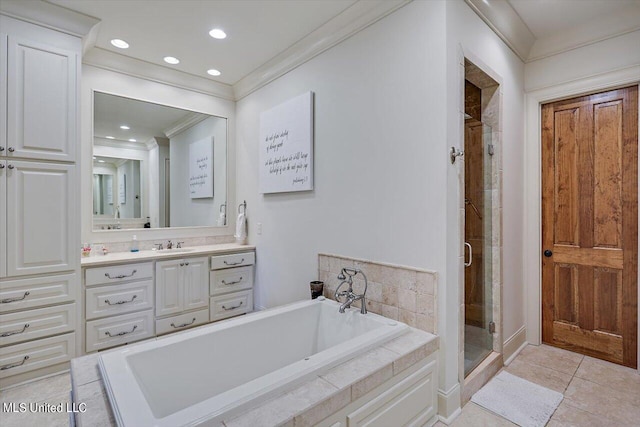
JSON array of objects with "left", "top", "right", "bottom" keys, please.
[{"left": 80, "top": 244, "right": 255, "bottom": 353}]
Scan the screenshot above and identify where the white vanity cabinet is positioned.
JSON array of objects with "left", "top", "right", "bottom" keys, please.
[
  {"left": 0, "top": 16, "right": 81, "bottom": 387},
  {"left": 155, "top": 256, "right": 209, "bottom": 334},
  {"left": 84, "top": 262, "right": 155, "bottom": 352},
  {"left": 209, "top": 252, "right": 254, "bottom": 321}
]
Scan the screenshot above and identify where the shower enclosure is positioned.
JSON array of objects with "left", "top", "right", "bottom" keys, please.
[{"left": 463, "top": 117, "right": 494, "bottom": 377}]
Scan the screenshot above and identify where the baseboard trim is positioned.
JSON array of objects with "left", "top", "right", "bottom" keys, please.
[
  {"left": 437, "top": 383, "right": 461, "bottom": 422},
  {"left": 503, "top": 325, "right": 527, "bottom": 365}
]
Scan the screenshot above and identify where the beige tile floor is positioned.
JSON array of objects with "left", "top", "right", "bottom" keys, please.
[
  {"left": 437, "top": 344, "right": 640, "bottom": 427},
  {"left": 0, "top": 344, "right": 638, "bottom": 426}
]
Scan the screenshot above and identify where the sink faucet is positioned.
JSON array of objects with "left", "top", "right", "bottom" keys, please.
[
  {"left": 334, "top": 268, "right": 368, "bottom": 314},
  {"left": 154, "top": 243, "right": 163, "bottom": 250},
  {"left": 176, "top": 241, "right": 185, "bottom": 249},
  {"left": 166, "top": 240, "right": 173, "bottom": 249}
]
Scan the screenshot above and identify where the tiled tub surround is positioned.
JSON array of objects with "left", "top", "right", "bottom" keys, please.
[
  {"left": 70, "top": 328, "right": 438, "bottom": 427},
  {"left": 318, "top": 254, "right": 437, "bottom": 334}
]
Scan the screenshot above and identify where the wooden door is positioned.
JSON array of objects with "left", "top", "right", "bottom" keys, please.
[
  {"left": 5, "top": 160, "right": 76, "bottom": 277},
  {"left": 542, "top": 86, "right": 638, "bottom": 368}
]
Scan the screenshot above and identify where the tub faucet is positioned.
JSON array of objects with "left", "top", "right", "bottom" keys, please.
[{"left": 334, "top": 268, "right": 368, "bottom": 314}]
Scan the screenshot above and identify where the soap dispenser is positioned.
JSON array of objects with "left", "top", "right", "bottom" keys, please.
[{"left": 131, "top": 235, "right": 139, "bottom": 252}]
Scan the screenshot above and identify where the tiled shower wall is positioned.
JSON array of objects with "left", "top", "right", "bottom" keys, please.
[{"left": 318, "top": 253, "right": 437, "bottom": 334}]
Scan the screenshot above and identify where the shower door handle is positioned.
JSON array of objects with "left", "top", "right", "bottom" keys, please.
[{"left": 464, "top": 242, "right": 472, "bottom": 267}]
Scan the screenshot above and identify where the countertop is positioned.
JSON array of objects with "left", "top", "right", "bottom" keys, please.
[{"left": 80, "top": 243, "right": 256, "bottom": 267}]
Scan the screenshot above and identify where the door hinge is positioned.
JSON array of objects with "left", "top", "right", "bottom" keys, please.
[
  {"left": 488, "top": 144, "right": 495, "bottom": 156},
  {"left": 489, "top": 321, "right": 496, "bottom": 334}
]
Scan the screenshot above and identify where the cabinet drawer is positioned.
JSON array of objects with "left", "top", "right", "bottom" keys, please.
[
  {"left": 156, "top": 309, "right": 209, "bottom": 336},
  {"left": 210, "top": 252, "right": 255, "bottom": 270},
  {"left": 85, "top": 310, "right": 154, "bottom": 353},
  {"left": 210, "top": 290, "right": 253, "bottom": 322},
  {"left": 0, "top": 333, "right": 75, "bottom": 379},
  {"left": 0, "top": 273, "right": 76, "bottom": 313},
  {"left": 0, "top": 303, "right": 75, "bottom": 346},
  {"left": 85, "top": 262, "right": 153, "bottom": 287},
  {"left": 86, "top": 280, "right": 154, "bottom": 320},
  {"left": 210, "top": 266, "right": 253, "bottom": 295}
]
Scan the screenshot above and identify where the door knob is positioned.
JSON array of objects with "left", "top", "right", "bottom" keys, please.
[
  {"left": 544, "top": 250, "right": 553, "bottom": 257},
  {"left": 0, "top": 164, "right": 4, "bottom": 169},
  {"left": 7, "top": 147, "right": 14, "bottom": 152},
  {"left": 7, "top": 164, "right": 14, "bottom": 170},
  {"left": 0, "top": 147, "right": 4, "bottom": 151}
]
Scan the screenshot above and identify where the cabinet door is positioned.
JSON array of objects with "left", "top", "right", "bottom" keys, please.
[
  {"left": 1, "top": 33, "right": 7, "bottom": 156},
  {"left": 183, "top": 257, "right": 209, "bottom": 312},
  {"left": 156, "top": 260, "right": 183, "bottom": 317},
  {"left": 6, "top": 160, "right": 76, "bottom": 277},
  {"left": 7, "top": 36, "right": 77, "bottom": 162},
  {"left": 0, "top": 160, "right": 6, "bottom": 277}
]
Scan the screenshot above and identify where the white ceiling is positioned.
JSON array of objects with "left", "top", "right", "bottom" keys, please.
[
  {"left": 48, "top": 0, "right": 357, "bottom": 85},
  {"left": 508, "top": 0, "right": 640, "bottom": 38},
  {"left": 33, "top": 0, "right": 640, "bottom": 92}
]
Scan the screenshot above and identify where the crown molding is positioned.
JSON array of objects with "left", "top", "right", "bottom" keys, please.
[
  {"left": 464, "top": 0, "right": 534, "bottom": 62},
  {"left": 526, "top": 6, "right": 640, "bottom": 62},
  {"left": 163, "top": 113, "right": 209, "bottom": 139},
  {"left": 0, "top": 0, "right": 99, "bottom": 38},
  {"left": 232, "top": 0, "right": 411, "bottom": 100},
  {"left": 83, "top": 48, "right": 236, "bottom": 101}
]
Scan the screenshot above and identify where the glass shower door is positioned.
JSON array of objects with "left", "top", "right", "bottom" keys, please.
[{"left": 463, "top": 122, "right": 494, "bottom": 377}]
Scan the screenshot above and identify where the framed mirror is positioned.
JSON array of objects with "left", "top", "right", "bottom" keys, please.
[{"left": 92, "top": 92, "right": 227, "bottom": 231}]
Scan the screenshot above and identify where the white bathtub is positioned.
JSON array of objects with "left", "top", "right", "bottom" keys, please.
[{"left": 99, "top": 297, "right": 408, "bottom": 427}]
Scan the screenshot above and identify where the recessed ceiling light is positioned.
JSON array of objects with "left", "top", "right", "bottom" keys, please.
[
  {"left": 105, "top": 136, "right": 115, "bottom": 139},
  {"left": 164, "top": 56, "right": 180, "bottom": 65},
  {"left": 129, "top": 138, "right": 137, "bottom": 142},
  {"left": 119, "top": 125, "right": 130, "bottom": 130},
  {"left": 207, "top": 69, "right": 221, "bottom": 76},
  {"left": 209, "top": 28, "right": 226, "bottom": 39},
  {"left": 98, "top": 159, "right": 106, "bottom": 163},
  {"left": 110, "top": 39, "right": 129, "bottom": 49}
]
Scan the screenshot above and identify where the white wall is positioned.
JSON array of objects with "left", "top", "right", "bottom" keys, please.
[
  {"left": 236, "top": 0, "right": 447, "bottom": 308},
  {"left": 235, "top": 0, "right": 526, "bottom": 411},
  {"left": 525, "top": 30, "right": 640, "bottom": 92},
  {"left": 169, "top": 116, "right": 227, "bottom": 227},
  {"left": 444, "top": 0, "right": 525, "bottom": 401}
]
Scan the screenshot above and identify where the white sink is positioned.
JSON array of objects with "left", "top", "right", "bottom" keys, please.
[{"left": 155, "top": 248, "right": 196, "bottom": 254}]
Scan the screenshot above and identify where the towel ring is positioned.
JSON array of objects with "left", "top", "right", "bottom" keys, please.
[{"left": 238, "top": 200, "right": 247, "bottom": 214}]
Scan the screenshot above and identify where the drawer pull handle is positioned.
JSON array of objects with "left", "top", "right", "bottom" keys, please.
[
  {"left": 105, "top": 270, "right": 137, "bottom": 280},
  {"left": 223, "top": 258, "right": 244, "bottom": 266},
  {"left": 1, "top": 356, "right": 29, "bottom": 371},
  {"left": 171, "top": 318, "right": 196, "bottom": 329},
  {"left": 222, "top": 301, "right": 243, "bottom": 311},
  {"left": 1, "top": 324, "right": 30, "bottom": 337},
  {"left": 105, "top": 325, "right": 137, "bottom": 337},
  {"left": 1, "top": 291, "right": 30, "bottom": 304},
  {"left": 104, "top": 295, "right": 138, "bottom": 305},
  {"left": 221, "top": 277, "right": 243, "bottom": 286}
]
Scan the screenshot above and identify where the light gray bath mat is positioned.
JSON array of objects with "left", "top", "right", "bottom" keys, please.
[{"left": 471, "top": 371, "right": 563, "bottom": 427}]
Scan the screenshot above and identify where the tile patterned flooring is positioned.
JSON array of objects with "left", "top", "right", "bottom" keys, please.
[
  {"left": 438, "top": 344, "right": 640, "bottom": 427},
  {"left": 0, "top": 344, "right": 638, "bottom": 426}
]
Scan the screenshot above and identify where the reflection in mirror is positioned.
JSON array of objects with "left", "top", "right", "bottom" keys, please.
[{"left": 93, "top": 92, "right": 227, "bottom": 230}]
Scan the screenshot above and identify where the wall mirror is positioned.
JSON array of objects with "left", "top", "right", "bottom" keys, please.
[{"left": 92, "top": 92, "right": 227, "bottom": 231}]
